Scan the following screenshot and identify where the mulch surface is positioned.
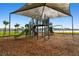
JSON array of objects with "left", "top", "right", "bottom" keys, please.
[{"left": 0, "top": 34, "right": 79, "bottom": 56}]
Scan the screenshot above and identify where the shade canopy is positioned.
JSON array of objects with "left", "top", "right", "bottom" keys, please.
[{"left": 11, "top": 3, "right": 71, "bottom": 20}]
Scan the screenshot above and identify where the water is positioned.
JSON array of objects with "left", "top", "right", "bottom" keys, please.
[{"left": 0, "top": 28, "right": 79, "bottom": 32}]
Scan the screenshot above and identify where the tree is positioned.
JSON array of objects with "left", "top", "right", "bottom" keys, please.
[
  {"left": 25, "top": 24, "right": 29, "bottom": 35},
  {"left": 14, "top": 23, "right": 20, "bottom": 34},
  {"left": 3, "top": 20, "right": 9, "bottom": 35}
]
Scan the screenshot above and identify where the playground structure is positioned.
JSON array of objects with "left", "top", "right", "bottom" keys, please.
[
  {"left": 1, "top": 3, "right": 79, "bottom": 56},
  {"left": 7, "top": 3, "right": 74, "bottom": 39}
]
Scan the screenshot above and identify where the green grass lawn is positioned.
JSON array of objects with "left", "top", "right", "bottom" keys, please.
[
  {"left": 0, "top": 31, "right": 21, "bottom": 37},
  {"left": 0, "top": 31, "right": 79, "bottom": 37}
]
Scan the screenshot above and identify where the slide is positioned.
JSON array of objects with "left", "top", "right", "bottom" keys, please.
[{"left": 14, "top": 29, "right": 29, "bottom": 37}]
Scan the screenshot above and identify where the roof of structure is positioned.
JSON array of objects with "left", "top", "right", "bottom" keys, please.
[{"left": 11, "top": 3, "right": 71, "bottom": 20}]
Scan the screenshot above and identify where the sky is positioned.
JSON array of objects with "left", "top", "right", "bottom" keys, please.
[{"left": 0, "top": 3, "right": 79, "bottom": 29}]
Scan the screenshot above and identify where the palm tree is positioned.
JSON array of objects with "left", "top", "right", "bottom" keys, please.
[
  {"left": 3, "top": 20, "right": 9, "bottom": 35},
  {"left": 25, "top": 24, "right": 29, "bottom": 35},
  {"left": 14, "top": 23, "right": 20, "bottom": 34}
]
